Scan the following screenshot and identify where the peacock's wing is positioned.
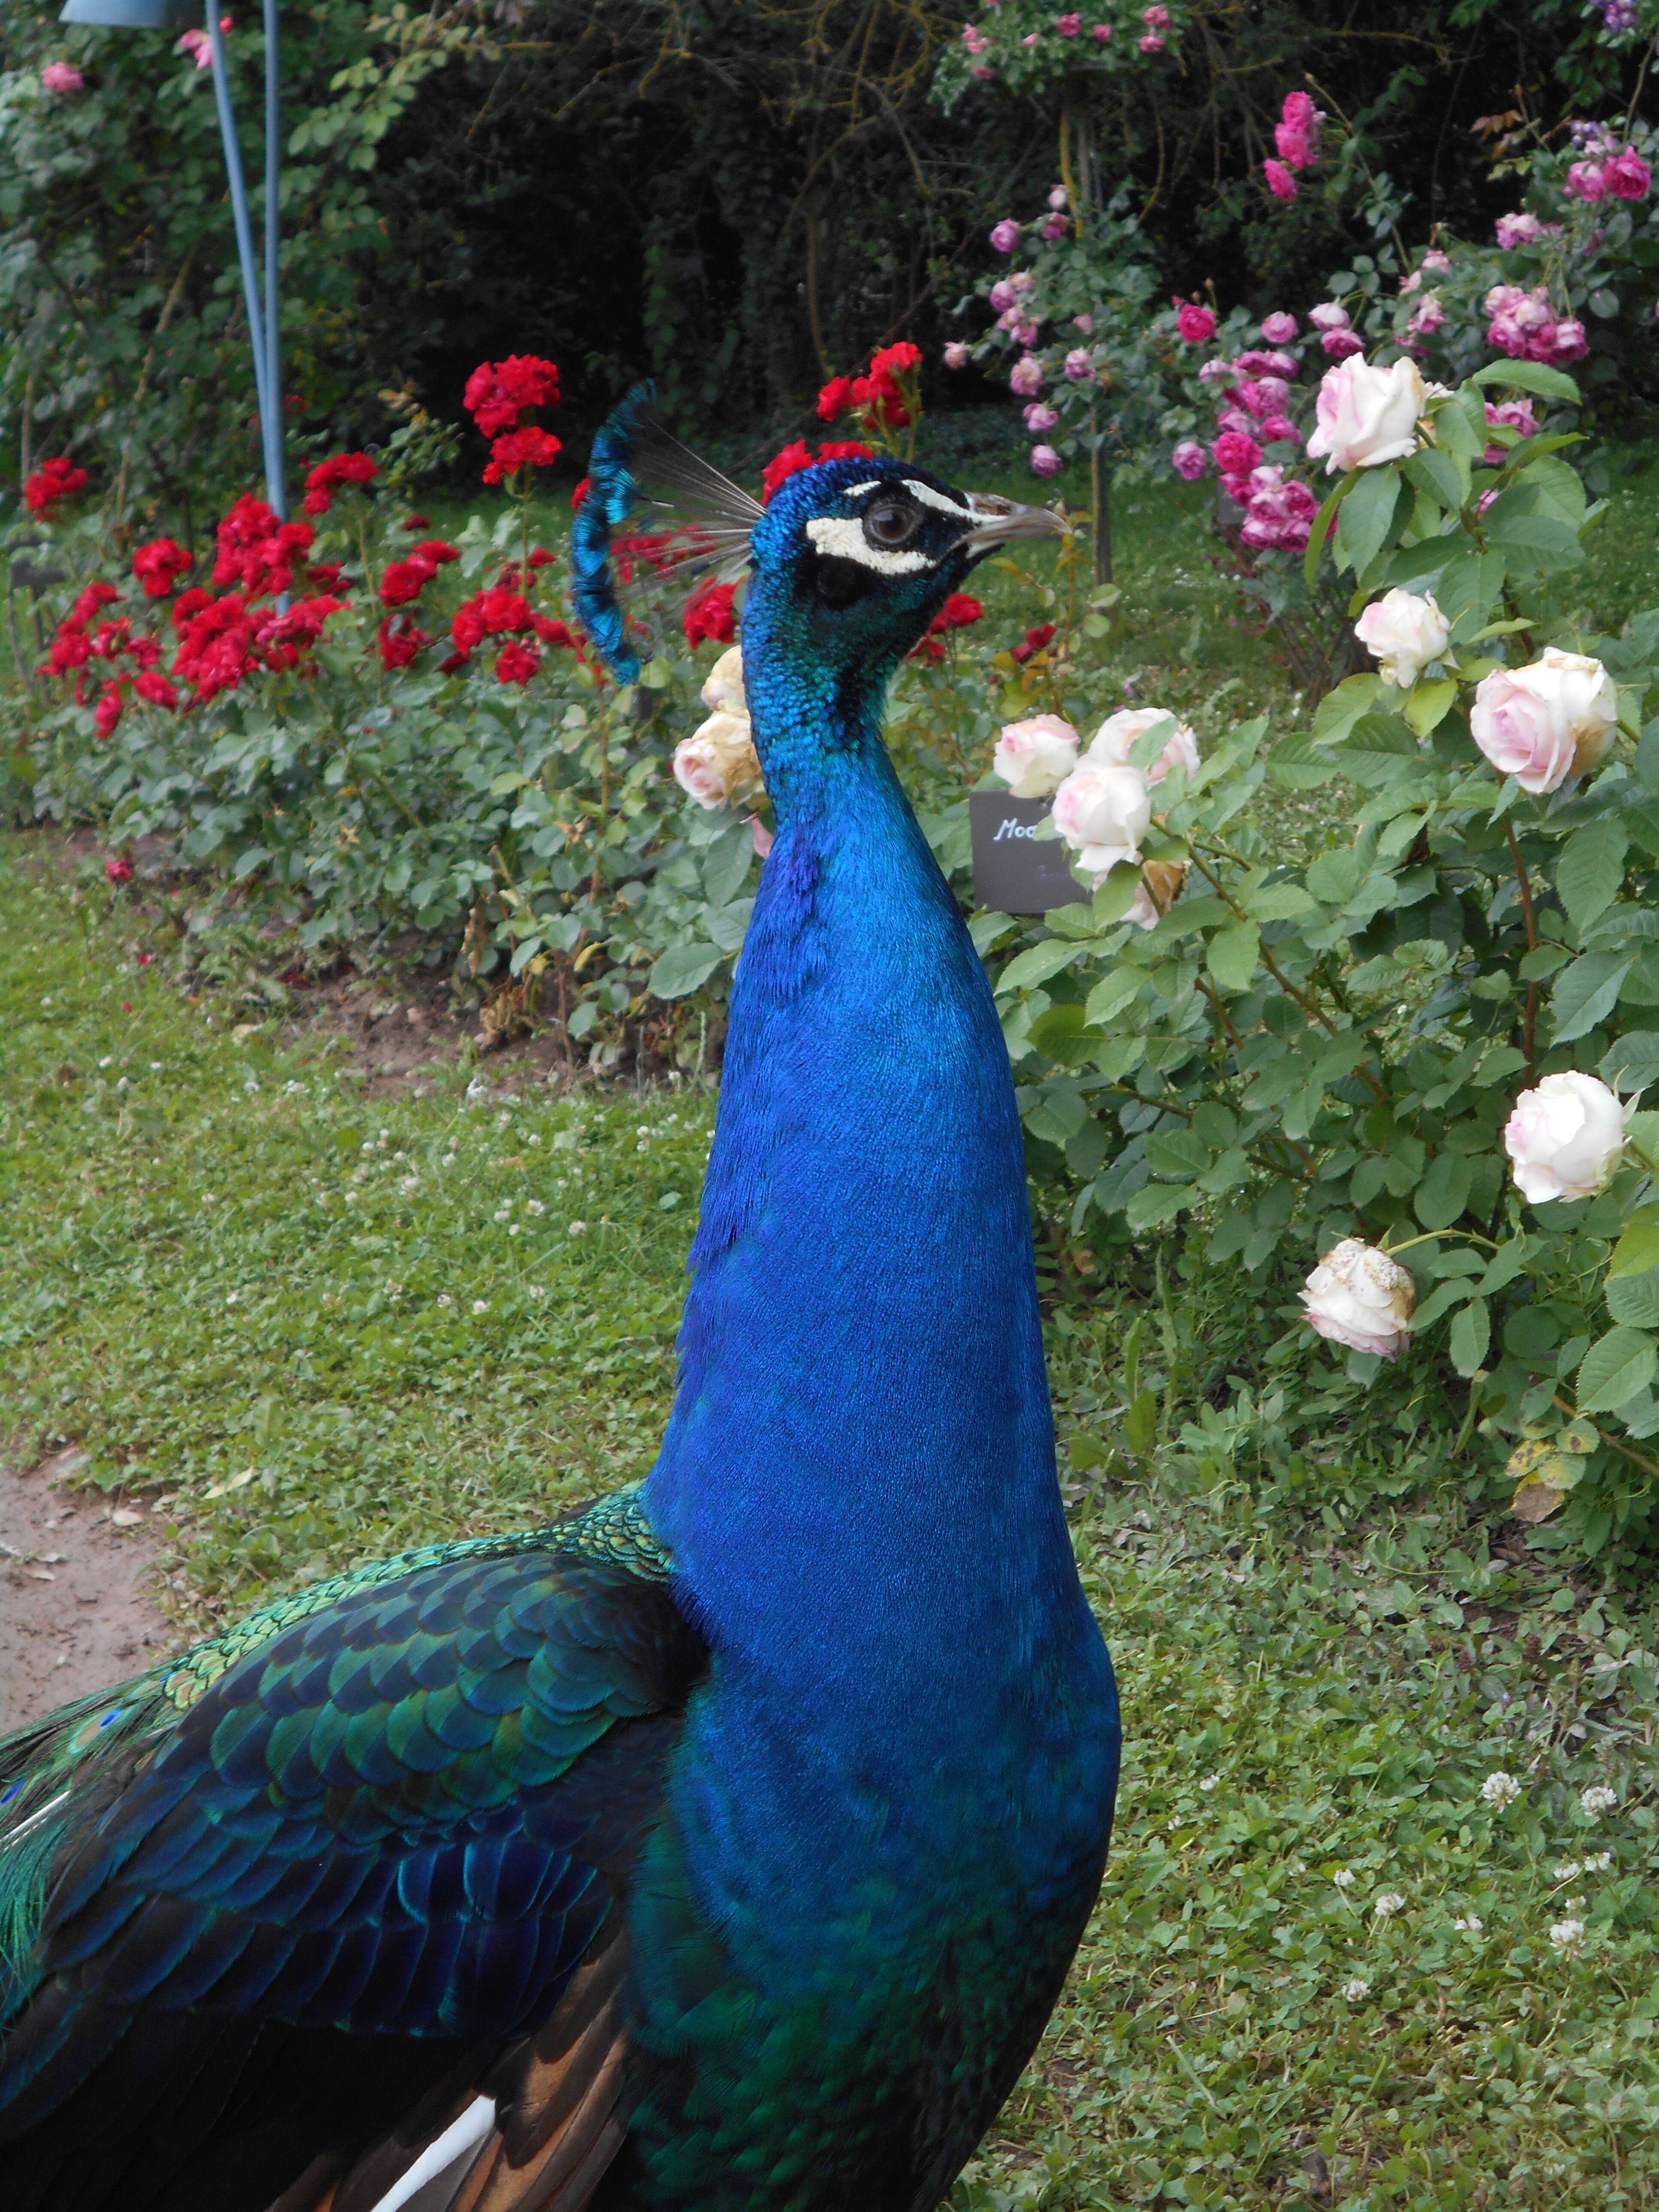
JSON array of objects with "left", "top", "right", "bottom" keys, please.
[{"left": 0, "top": 1488, "right": 705, "bottom": 2212}]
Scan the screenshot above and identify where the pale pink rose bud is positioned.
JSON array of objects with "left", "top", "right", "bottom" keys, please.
[
  {"left": 1063, "top": 347, "right": 1092, "bottom": 380},
  {"left": 1306, "top": 355, "right": 1425, "bottom": 473},
  {"left": 993, "top": 714, "right": 1081, "bottom": 797},
  {"left": 1051, "top": 759, "right": 1153, "bottom": 879},
  {"left": 1469, "top": 648, "right": 1617, "bottom": 793},
  {"left": 1024, "top": 402, "right": 1059, "bottom": 432},
  {"left": 1353, "top": 589, "right": 1449, "bottom": 688},
  {"left": 1041, "top": 214, "right": 1068, "bottom": 240},
  {"left": 1009, "top": 269, "right": 1036, "bottom": 294},
  {"left": 1048, "top": 183, "right": 1070, "bottom": 209},
  {"left": 1009, "top": 355, "right": 1044, "bottom": 396},
  {"left": 1170, "top": 439, "right": 1208, "bottom": 480},
  {"left": 673, "top": 709, "right": 762, "bottom": 810},
  {"left": 1029, "top": 444, "right": 1062, "bottom": 476},
  {"left": 1504, "top": 1073, "right": 1626, "bottom": 1204},
  {"left": 1495, "top": 210, "right": 1543, "bottom": 248},
  {"left": 41, "top": 61, "right": 86, "bottom": 91},
  {"left": 1087, "top": 705, "right": 1200, "bottom": 784},
  {"left": 1260, "top": 311, "right": 1298, "bottom": 342},
  {"left": 699, "top": 644, "right": 747, "bottom": 717},
  {"left": 988, "top": 279, "right": 1018, "bottom": 312},
  {"left": 1301, "top": 1240, "right": 1415, "bottom": 1360},
  {"left": 944, "top": 340, "right": 970, "bottom": 370},
  {"left": 1307, "top": 301, "right": 1351, "bottom": 331}
]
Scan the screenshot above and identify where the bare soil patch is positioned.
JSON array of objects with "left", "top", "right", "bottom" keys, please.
[{"left": 0, "top": 1445, "right": 174, "bottom": 1736}]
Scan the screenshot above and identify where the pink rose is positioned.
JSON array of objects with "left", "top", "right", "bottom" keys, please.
[
  {"left": 1259, "top": 414, "right": 1301, "bottom": 444},
  {"left": 1421, "top": 248, "right": 1451, "bottom": 273},
  {"left": 1056, "top": 12, "right": 1082, "bottom": 31},
  {"left": 1469, "top": 649, "right": 1617, "bottom": 793},
  {"left": 1030, "top": 444, "right": 1062, "bottom": 476},
  {"left": 1566, "top": 161, "right": 1608, "bottom": 203},
  {"left": 1306, "top": 354, "right": 1425, "bottom": 472},
  {"left": 1308, "top": 301, "right": 1350, "bottom": 331},
  {"left": 1176, "top": 301, "right": 1217, "bottom": 343},
  {"left": 1212, "top": 428, "right": 1263, "bottom": 474},
  {"left": 1073, "top": 312, "right": 1094, "bottom": 332},
  {"left": 944, "top": 340, "right": 970, "bottom": 370},
  {"left": 1042, "top": 213, "right": 1068, "bottom": 240},
  {"left": 1275, "top": 89, "right": 1323, "bottom": 171},
  {"left": 1197, "top": 356, "right": 1235, "bottom": 386},
  {"left": 1063, "top": 347, "right": 1092, "bottom": 380},
  {"left": 1024, "top": 402, "right": 1059, "bottom": 431},
  {"left": 40, "top": 61, "right": 86, "bottom": 91},
  {"left": 1604, "top": 147, "right": 1651, "bottom": 200},
  {"left": 1139, "top": 32, "right": 1165, "bottom": 50},
  {"left": 1482, "top": 396, "right": 1536, "bottom": 463},
  {"left": 1552, "top": 317, "right": 1589, "bottom": 363},
  {"left": 988, "top": 279, "right": 1017, "bottom": 312},
  {"left": 1171, "top": 440, "right": 1208, "bottom": 480},
  {"left": 1014, "top": 320, "right": 1040, "bottom": 346},
  {"left": 1215, "top": 406, "right": 1255, "bottom": 438},
  {"left": 994, "top": 714, "right": 1080, "bottom": 796},
  {"left": 963, "top": 24, "right": 989, "bottom": 50},
  {"left": 1260, "top": 311, "right": 1299, "bottom": 342},
  {"left": 1009, "top": 355, "right": 1044, "bottom": 396},
  {"left": 1408, "top": 293, "right": 1446, "bottom": 335},
  {"left": 1049, "top": 185, "right": 1070, "bottom": 210},
  {"left": 1091, "top": 19, "right": 1111, "bottom": 36},
  {"left": 972, "top": 63, "right": 994, "bottom": 77},
  {"left": 990, "top": 219, "right": 1020, "bottom": 252},
  {"left": 1263, "top": 159, "right": 1298, "bottom": 202},
  {"left": 1495, "top": 210, "right": 1543, "bottom": 248},
  {"left": 1321, "top": 328, "right": 1364, "bottom": 359}
]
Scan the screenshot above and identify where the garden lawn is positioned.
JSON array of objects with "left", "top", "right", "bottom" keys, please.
[{"left": 3, "top": 833, "right": 1658, "bottom": 2211}]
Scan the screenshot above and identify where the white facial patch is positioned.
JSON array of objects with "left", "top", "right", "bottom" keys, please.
[
  {"left": 805, "top": 515, "right": 937, "bottom": 575},
  {"left": 841, "top": 480, "right": 882, "bottom": 500},
  {"left": 902, "top": 478, "right": 973, "bottom": 519}
]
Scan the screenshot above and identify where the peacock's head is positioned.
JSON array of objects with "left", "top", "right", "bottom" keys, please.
[{"left": 746, "top": 456, "right": 1065, "bottom": 689}]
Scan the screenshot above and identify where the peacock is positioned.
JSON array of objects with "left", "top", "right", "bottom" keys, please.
[{"left": 0, "top": 390, "right": 1121, "bottom": 2212}]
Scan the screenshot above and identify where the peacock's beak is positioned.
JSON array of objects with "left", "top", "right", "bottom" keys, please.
[{"left": 960, "top": 492, "right": 1070, "bottom": 551}]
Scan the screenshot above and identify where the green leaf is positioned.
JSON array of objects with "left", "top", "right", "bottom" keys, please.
[
  {"left": 1485, "top": 508, "right": 1585, "bottom": 570},
  {"left": 1083, "top": 968, "right": 1146, "bottom": 1026},
  {"left": 1607, "top": 1267, "right": 1659, "bottom": 1328},
  {"left": 1599, "top": 1030, "right": 1659, "bottom": 1094},
  {"left": 1402, "top": 679, "right": 1457, "bottom": 738},
  {"left": 1312, "top": 672, "right": 1381, "bottom": 745},
  {"left": 1575, "top": 1325, "right": 1659, "bottom": 1413},
  {"left": 648, "top": 940, "right": 724, "bottom": 999},
  {"left": 1414, "top": 1150, "right": 1474, "bottom": 1230},
  {"left": 1608, "top": 1210, "right": 1659, "bottom": 1279},
  {"left": 1551, "top": 951, "right": 1634, "bottom": 1044},
  {"left": 1304, "top": 468, "right": 1355, "bottom": 586},
  {"left": 1403, "top": 447, "right": 1466, "bottom": 514},
  {"left": 995, "top": 939, "right": 1085, "bottom": 994},
  {"left": 1125, "top": 1181, "right": 1194, "bottom": 1231},
  {"left": 1473, "top": 359, "right": 1581, "bottom": 404},
  {"left": 1449, "top": 1298, "right": 1490, "bottom": 1378},
  {"left": 1339, "top": 712, "right": 1421, "bottom": 787},
  {"left": 1335, "top": 467, "right": 1403, "bottom": 580},
  {"left": 1206, "top": 920, "right": 1260, "bottom": 993},
  {"left": 1557, "top": 817, "right": 1629, "bottom": 937}
]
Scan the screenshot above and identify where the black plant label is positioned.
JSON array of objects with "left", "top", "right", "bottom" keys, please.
[{"left": 969, "top": 792, "right": 1086, "bottom": 915}]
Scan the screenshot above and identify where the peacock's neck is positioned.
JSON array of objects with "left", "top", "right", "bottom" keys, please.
[{"left": 644, "top": 639, "right": 1085, "bottom": 1724}]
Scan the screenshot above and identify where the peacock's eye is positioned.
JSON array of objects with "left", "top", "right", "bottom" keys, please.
[{"left": 863, "top": 499, "right": 920, "bottom": 550}]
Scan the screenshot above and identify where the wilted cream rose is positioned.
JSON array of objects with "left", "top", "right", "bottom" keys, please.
[
  {"left": 1469, "top": 649, "right": 1617, "bottom": 794},
  {"left": 1503, "top": 1072, "right": 1626, "bottom": 1204},
  {"left": 673, "top": 710, "right": 763, "bottom": 810},
  {"left": 1307, "top": 355, "right": 1425, "bottom": 473},
  {"left": 700, "top": 644, "right": 747, "bottom": 717},
  {"left": 1087, "top": 706, "right": 1200, "bottom": 785},
  {"left": 1127, "top": 859, "right": 1189, "bottom": 930},
  {"left": 1300, "top": 1238, "right": 1415, "bottom": 1359},
  {"left": 1050, "top": 759, "right": 1152, "bottom": 880},
  {"left": 992, "top": 714, "right": 1080, "bottom": 798},
  {"left": 1353, "top": 588, "right": 1450, "bottom": 688}
]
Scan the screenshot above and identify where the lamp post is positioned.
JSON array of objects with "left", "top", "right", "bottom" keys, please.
[{"left": 58, "top": 0, "right": 286, "bottom": 519}]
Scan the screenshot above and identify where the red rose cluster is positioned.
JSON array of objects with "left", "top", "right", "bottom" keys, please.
[
  {"left": 816, "top": 341, "right": 923, "bottom": 438},
  {"left": 445, "top": 583, "right": 577, "bottom": 685},
  {"left": 213, "top": 494, "right": 319, "bottom": 598},
  {"left": 463, "top": 355, "right": 562, "bottom": 486},
  {"left": 760, "top": 438, "right": 873, "bottom": 504},
  {"left": 682, "top": 580, "right": 738, "bottom": 648},
  {"left": 302, "top": 451, "right": 378, "bottom": 517},
  {"left": 375, "top": 537, "right": 460, "bottom": 669},
  {"left": 1010, "top": 621, "right": 1056, "bottom": 664},
  {"left": 910, "top": 592, "right": 984, "bottom": 662},
  {"left": 36, "top": 580, "right": 177, "bottom": 736},
  {"left": 132, "top": 537, "right": 192, "bottom": 597},
  {"left": 24, "top": 456, "right": 88, "bottom": 518}
]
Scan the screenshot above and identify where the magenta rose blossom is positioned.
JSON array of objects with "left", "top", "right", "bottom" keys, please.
[
  {"left": 1495, "top": 210, "right": 1543, "bottom": 248},
  {"left": 1063, "top": 348, "right": 1092, "bottom": 380},
  {"left": 1259, "top": 311, "right": 1298, "bottom": 342},
  {"left": 1009, "top": 355, "right": 1044, "bottom": 397},
  {"left": 1321, "top": 328, "right": 1364, "bottom": 359},
  {"left": 1275, "top": 89, "right": 1323, "bottom": 170},
  {"left": 1176, "top": 300, "right": 1217, "bottom": 343},
  {"left": 943, "top": 340, "right": 969, "bottom": 370},
  {"left": 1263, "top": 159, "right": 1298, "bottom": 203},
  {"left": 1170, "top": 440, "right": 1208, "bottom": 480},
  {"left": 1604, "top": 146, "right": 1652, "bottom": 200},
  {"left": 1212, "top": 428, "right": 1263, "bottom": 474},
  {"left": 41, "top": 61, "right": 86, "bottom": 91},
  {"left": 989, "top": 219, "right": 1020, "bottom": 252},
  {"left": 1566, "top": 161, "right": 1608, "bottom": 203},
  {"left": 1029, "top": 444, "right": 1061, "bottom": 477}
]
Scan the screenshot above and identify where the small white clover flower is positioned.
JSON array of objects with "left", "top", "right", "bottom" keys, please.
[
  {"left": 1583, "top": 1851, "right": 1613, "bottom": 1873},
  {"left": 243, "top": 1077, "right": 259, "bottom": 1094},
  {"left": 471, "top": 1299, "right": 489, "bottom": 1315},
  {"left": 508, "top": 1224, "right": 521, "bottom": 1237},
  {"left": 399, "top": 1176, "right": 420, "bottom": 1195},
  {"left": 1581, "top": 1785, "right": 1617, "bottom": 1817},
  {"left": 1549, "top": 1917, "right": 1585, "bottom": 1955},
  {"left": 1341, "top": 1978, "right": 1370, "bottom": 2002},
  {"left": 437, "top": 1294, "right": 454, "bottom": 1309},
  {"left": 568, "top": 1221, "right": 587, "bottom": 1236},
  {"left": 1332, "top": 1869, "right": 1356, "bottom": 1890},
  {"left": 1372, "top": 1892, "right": 1406, "bottom": 1921},
  {"left": 1482, "top": 1771, "right": 1521, "bottom": 1809},
  {"left": 493, "top": 1207, "right": 511, "bottom": 1222},
  {"left": 1554, "top": 1861, "right": 1582, "bottom": 1883},
  {"left": 99, "top": 1055, "right": 113, "bottom": 1069},
  {"left": 1452, "top": 1915, "right": 1483, "bottom": 1933},
  {"left": 526, "top": 1199, "right": 545, "bottom": 1216},
  {"left": 528, "top": 1285, "right": 547, "bottom": 1302},
  {"left": 284, "top": 1080, "right": 304, "bottom": 1095},
  {"left": 150, "top": 1062, "right": 163, "bottom": 1072},
  {"left": 1198, "top": 1774, "right": 1219, "bottom": 1793}
]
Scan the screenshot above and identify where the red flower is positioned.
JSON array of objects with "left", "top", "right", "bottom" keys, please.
[
  {"left": 531, "top": 613, "right": 577, "bottom": 648},
  {"left": 413, "top": 539, "right": 461, "bottom": 568},
  {"left": 483, "top": 425, "right": 563, "bottom": 485},
  {"left": 816, "top": 375, "right": 856, "bottom": 423},
  {"left": 24, "top": 456, "right": 88, "bottom": 517},
  {"left": 683, "top": 579, "right": 737, "bottom": 647},
  {"left": 70, "top": 581, "right": 122, "bottom": 627},
  {"left": 480, "top": 587, "right": 532, "bottom": 632},
  {"left": 450, "top": 601, "right": 487, "bottom": 656},
  {"left": 41, "top": 629, "right": 91, "bottom": 677},
  {"left": 463, "top": 355, "right": 560, "bottom": 437},
  {"left": 571, "top": 477, "right": 591, "bottom": 509},
  {"left": 90, "top": 618, "right": 134, "bottom": 660},
  {"left": 306, "top": 562, "right": 349, "bottom": 592},
  {"left": 94, "top": 683, "right": 125, "bottom": 740},
  {"left": 134, "top": 670, "right": 180, "bottom": 709},
  {"left": 173, "top": 593, "right": 260, "bottom": 700},
  {"left": 401, "top": 513, "right": 431, "bottom": 531},
  {"left": 1176, "top": 300, "right": 1216, "bottom": 344},
  {"left": 495, "top": 639, "right": 539, "bottom": 684},
  {"left": 301, "top": 451, "right": 378, "bottom": 517},
  {"left": 379, "top": 615, "right": 431, "bottom": 669},
  {"left": 132, "top": 537, "right": 193, "bottom": 598},
  {"left": 105, "top": 857, "right": 134, "bottom": 883},
  {"left": 528, "top": 546, "right": 554, "bottom": 568},
  {"left": 172, "top": 586, "right": 213, "bottom": 629},
  {"left": 933, "top": 592, "right": 984, "bottom": 631},
  {"left": 760, "top": 438, "right": 875, "bottom": 504},
  {"left": 379, "top": 557, "right": 434, "bottom": 608},
  {"left": 868, "top": 340, "right": 922, "bottom": 380},
  {"left": 257, "top": 594, "right": 346, "bottom": 666},
  {"left": 1010, "top": 622, "right": 1056, "bottom": 664},
  {"left": 137, "top": 951, "right": 155, "bottom": 964},
  {"left": 212, "top": 495, "right": 315, "bottom": 597}
]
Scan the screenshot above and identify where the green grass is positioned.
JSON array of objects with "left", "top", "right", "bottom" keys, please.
[{"left": 5, "top": 839, "right": 1659, "bottom": 2209}]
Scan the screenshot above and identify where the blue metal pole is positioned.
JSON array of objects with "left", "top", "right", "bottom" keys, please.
[
  {"left": 207, "top": 5, "right": 275, "bottom": 507},
  {"left": 262, "top": 0, "right": 283, "bottom": 519}
]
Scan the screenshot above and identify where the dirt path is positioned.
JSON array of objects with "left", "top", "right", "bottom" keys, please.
[{"left": 0, "top": 1446, "right": 175, "bottom": 1736}]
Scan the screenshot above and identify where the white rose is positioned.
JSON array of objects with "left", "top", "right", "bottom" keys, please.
[
  {"left": 1050, "top": 760, "right": 1152, "bottom": 880},
  {"left": 700, "top": 644, "right": 747, "bottom": 716},
  {"left": 1469, "top": 649, "right": 1617, "bottom": 795},
  {"left": 1300, "top": 1238, "right": 1415, "bottom": 1359},
  {"left": 1503, "top": 1072, "right": 1626, "bottom": 1204},
  {"left": 673, "top": 709, "right": 763, "bottom": 810},
  {"left": 1306, "top": 355, "right": 1426, "bottom": 474},
  {"left": 1353, "top": 588, "right": 1450, "bottom": 688},
  {"left": 993, "top": 714, "right": 1080, "bottom": 797},
  {"left": 1087, "top": 706, "right": 1201, "bottom": 785}
]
